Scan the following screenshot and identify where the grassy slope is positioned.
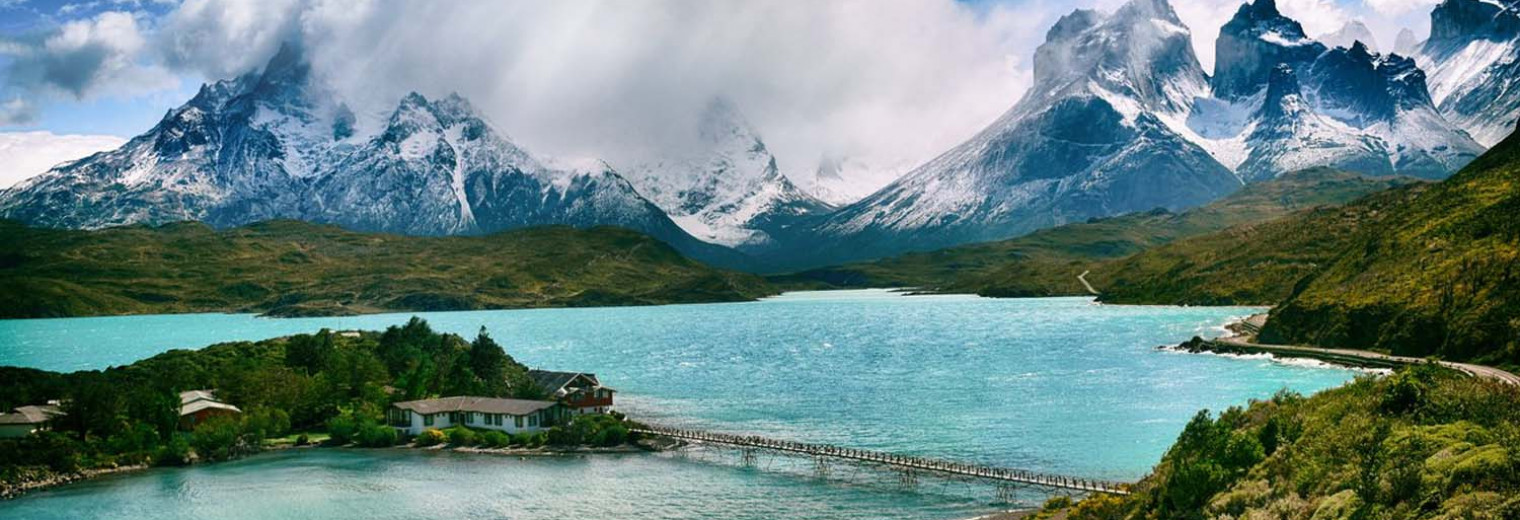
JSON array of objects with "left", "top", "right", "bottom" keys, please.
[
  {"left": 773, "top": 169, "right": 1414, "bottom": 296},
  {"left": 1259, "top": 131, "right": 1520, "bottom": 370},
  {"left": 0, "top": 220, "right": 775, "bottom": 319},
  {"left": 1088, "top": 129, "right": 1520, "bottom": 370},
  {"left": 1090, "top": 184, "right": 1431, "bottom": 306},
  {"left": 1074, "top": 368, "right": 1520, "bottom": 520}
]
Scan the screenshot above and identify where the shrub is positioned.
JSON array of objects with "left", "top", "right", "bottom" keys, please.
[
  {"left": 294, "top": 434, "right": 310, "bottom": 446},
  {"left": 481, "top": 431, "right": 510, "bottom": 448},
  {"left": 446, "top": 427, "right": 477, "bottom": 446},
  {"left": 356, "top": 423, "right": 398, "bottom": 447},
  {"left": 156, "top": 435, "right": 191, "bottom": 466},
  {"left": 511, "top": 432, "right": 534, "bottom": 447},
  {"left": 190, "top": 416, "right": 248, "bottom": 461},
  {"left": 326, "top": 413, "right": 359, "bottom": 445},
  {"left": 416, "top": 428, "right": 446, "bottom": 447}
]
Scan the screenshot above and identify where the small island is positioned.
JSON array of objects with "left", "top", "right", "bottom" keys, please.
[{"left": 0, "top": 318, "right": 643, "bottom": 498}]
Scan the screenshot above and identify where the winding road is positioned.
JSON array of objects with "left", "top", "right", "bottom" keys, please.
[{"left": 1218, "top": 314, "right": 1520, "bottom": 386}]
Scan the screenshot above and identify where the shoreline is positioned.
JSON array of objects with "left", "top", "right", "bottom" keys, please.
[
  {"left": 1, "top": 440, "right": 655, "bottom": 501},
  {"left": 1174, "top": 313, "right": 1520, "bottom": 385}
]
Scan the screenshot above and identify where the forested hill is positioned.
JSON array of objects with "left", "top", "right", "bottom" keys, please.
[
  {"left": 1259, "top": 123, "right": 1520, "bottom": 370},
  {"left": 1092, "top": 123, "right": 1520, "bottom": 371},
  {"left": 774, "top": 169, "right": 1414, "bottom": 295},
  {"left": 0, "top": 220, "right": 774, "bottom": 319}
]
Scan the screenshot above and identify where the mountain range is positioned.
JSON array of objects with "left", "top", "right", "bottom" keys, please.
[{"left": 1, "top": 0, "right": 1514, "bottom": 272}]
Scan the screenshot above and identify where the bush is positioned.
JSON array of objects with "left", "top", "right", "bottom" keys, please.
[
  {"left": 294, "top": 434, "right": 310, "bottom": 446},
  {"left": 190, "top": 416, "right": 248, "bottom": 461},
  {"left": 243, "top": 407, "right": 291, "bottom": 440},
  {"left": 446, "top": 427, "right": 477, "bottom": 446},
  {"left": 416, "top": 428, "right": 446, "bottom": 446},
  {"left": 510, "top": 432, "right": 534, "bottom": 447},
  {"left": 356, "top": 423, "right": 398, "bottom": 447},
  {"left": 156, "top": 435, "right": 192, "bottom": 466},
  {"left": 326, "top": 413, "right": 359, "bottom": 445},
  {"left": 481, "top": 431, "right": 510, "bottom": 448}
]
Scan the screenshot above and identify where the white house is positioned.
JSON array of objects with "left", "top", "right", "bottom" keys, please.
[
  {"left": 388, "top": 396, "right": 567, "bottom": 436},
  {"left": 528, "top": 370, "right": 616, "bottom": 415},
  {"left": 0, "top": 404, "right": 64, "bottom": 438}
]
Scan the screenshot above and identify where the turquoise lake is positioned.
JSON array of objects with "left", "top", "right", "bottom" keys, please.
[{"left": 0, "top": 291, "right": 1366, "bottom": 519}]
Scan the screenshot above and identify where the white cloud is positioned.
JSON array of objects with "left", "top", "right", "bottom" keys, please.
[
  {"left": 0, "top": 131, "right": 125, "bottom": 188},
  {"left": 1364, "top": 0, "right": 1439, "bottom": 17},
  {"left": 0, "top": 97, "right": 38, "bottom": 125},
  {"left": 2, "top": 10, "right": 177, "bottom": 99},
  {"left": 156, "top": 0, "right": 304, "bottom": 79},
  {"left": 267, "top": 0, "right": 1042, "bottom": 182}
]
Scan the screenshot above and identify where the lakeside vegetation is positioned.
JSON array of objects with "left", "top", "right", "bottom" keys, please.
[
  {"left": 1067, "top": 366, "right": 1520, "bottom": 520},
  {"left": 771, "top": 169, "right": 1414, "bottom": 296},
  {"left": 0, "top": 318, "right": 633, "bottom": 496},
  {"left": 0, "top": 219, "right": 774, "bottom": 319}
]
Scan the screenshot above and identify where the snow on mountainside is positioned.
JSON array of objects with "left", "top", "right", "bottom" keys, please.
[
  {"left": 808, "top": 155, "right": 909, "bottom": 206},
  {"left": 1416, "top": 0, "right": 1520, "bottom": 146},
  {"left": 753, "top": 0, "right": 1484, "bottom": 270},
  {"left": 1318, "top": 21, "right": 1379, "bottom": 52},
  {"left": 619, "top": 99, "right": 832, "bottom": 250},
  {"left": 0, "top": 44, "right": 747, "bottom": 268},
  {"left": 783, "top": 0, "right": 1240, "bottom": 267},
  {"left": 1183, "top": 0, "right": 1480, "bottom": 182}
]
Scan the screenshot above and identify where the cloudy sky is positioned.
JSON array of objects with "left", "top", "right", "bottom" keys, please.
[{"left": 0, "top": 0, "right": 1442, "bottom": 188}]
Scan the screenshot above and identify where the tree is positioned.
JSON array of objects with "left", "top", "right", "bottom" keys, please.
[
  {"left": 285, "top": 330, "right": 336, "bottom": 375},
  {"left": 468, "top": 329, "right": 510, "bottom": 395}
]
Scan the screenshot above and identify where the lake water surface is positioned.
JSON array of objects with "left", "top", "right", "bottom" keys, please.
[{"left": 0, "top": 291, "right": 1363, "bottom": 519}]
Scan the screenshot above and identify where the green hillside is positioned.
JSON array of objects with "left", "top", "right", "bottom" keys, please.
[
  {"left": 1086, "top": 127, "right": 1520, "bottom": 371},
  {"left": 775, "top": 169, "right": 1414, "bottom": 296},
  {"left": 0, "top": 220, "right": 774, "bottom": 319},
  {"left": 1259, "top": 130, "right": 1520, "bottom": 370},
  {"left": 1090, "top": 184, "right": 1431, "bottom": 306},
  {"left": 1071, "top": 367, "right": 1520, "bottom": 520}
]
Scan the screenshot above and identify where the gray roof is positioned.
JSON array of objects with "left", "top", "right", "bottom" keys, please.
[
  {"left": 393, "top": 396, "right": 560, "bottom": 416},
  {"left": 180, "top": 390, "right": 217, "bottom": 405},
  {"left": 0, "top": 405, "right": 64, "bottom": 425},
  {"left": 181, "top": 400, "right": 241, "bottom": 416},
  {"left": 528, "top": 370, "right": 601, "bottom": 394}
]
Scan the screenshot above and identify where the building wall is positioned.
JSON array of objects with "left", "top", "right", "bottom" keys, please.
[{"left": 392, "top": 408, "right": 561, "bottom": 436}]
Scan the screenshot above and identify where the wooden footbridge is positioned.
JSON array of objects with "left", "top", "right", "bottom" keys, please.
[{"left": 631, "top": 424, "right": 1130, "bottom": 496}]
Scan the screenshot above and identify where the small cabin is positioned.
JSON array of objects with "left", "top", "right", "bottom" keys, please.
[
  {"left": 388, "top": 396, "right": 567, "bottom": 436},
  {"left": 528, "top": 370, "right": 616, "bottom": 415},
  {"left": 179, "top": 390, "right": 242, "bottom": 430}
]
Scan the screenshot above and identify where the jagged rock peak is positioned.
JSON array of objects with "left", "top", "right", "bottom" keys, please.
[
  {"left": 1212, "top": 0, "right": 1325, "bottom": 100},
  {"left": 1031, "top": 0, "right": 1205, "bottom": 116},
  {"left": 1427, "top": 0, "right": 1520, "bottom": 53}
]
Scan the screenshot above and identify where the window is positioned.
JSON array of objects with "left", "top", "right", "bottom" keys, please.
[
  {"left": 424, "top": 414, "right": 434, "bottom": 426},
  {"left": 515, "top": 416, "right": 524, "bottom": 428},
  {"left": 528, "top": 415, "right": 537, "bottom": 427}
]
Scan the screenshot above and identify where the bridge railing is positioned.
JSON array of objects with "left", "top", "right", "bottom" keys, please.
[{"left": 632, "top": 424, "right": 1129, "bottom": 495}]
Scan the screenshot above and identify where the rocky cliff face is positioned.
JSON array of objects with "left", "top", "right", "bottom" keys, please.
[{"left": 1417, "top": 0, "right": 1520, "bottom": 146}]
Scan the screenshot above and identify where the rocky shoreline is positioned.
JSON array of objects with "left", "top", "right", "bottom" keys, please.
[{"left": 1, "top": 463, "right": 150, "bottom": 500}]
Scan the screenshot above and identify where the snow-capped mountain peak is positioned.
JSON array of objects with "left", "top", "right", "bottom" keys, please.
[
  {"left": 1319, "top": 21, "right": 1379, "bottom": 52},
  {"left": 1415, "top": 0, "right": 1520, "bottom": 146},
  {"left": 619, "top": 98, "right": 830, "bottom": 250},
  {"left": 0, "top": 45, "right": 745, "bottom": 268}
]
